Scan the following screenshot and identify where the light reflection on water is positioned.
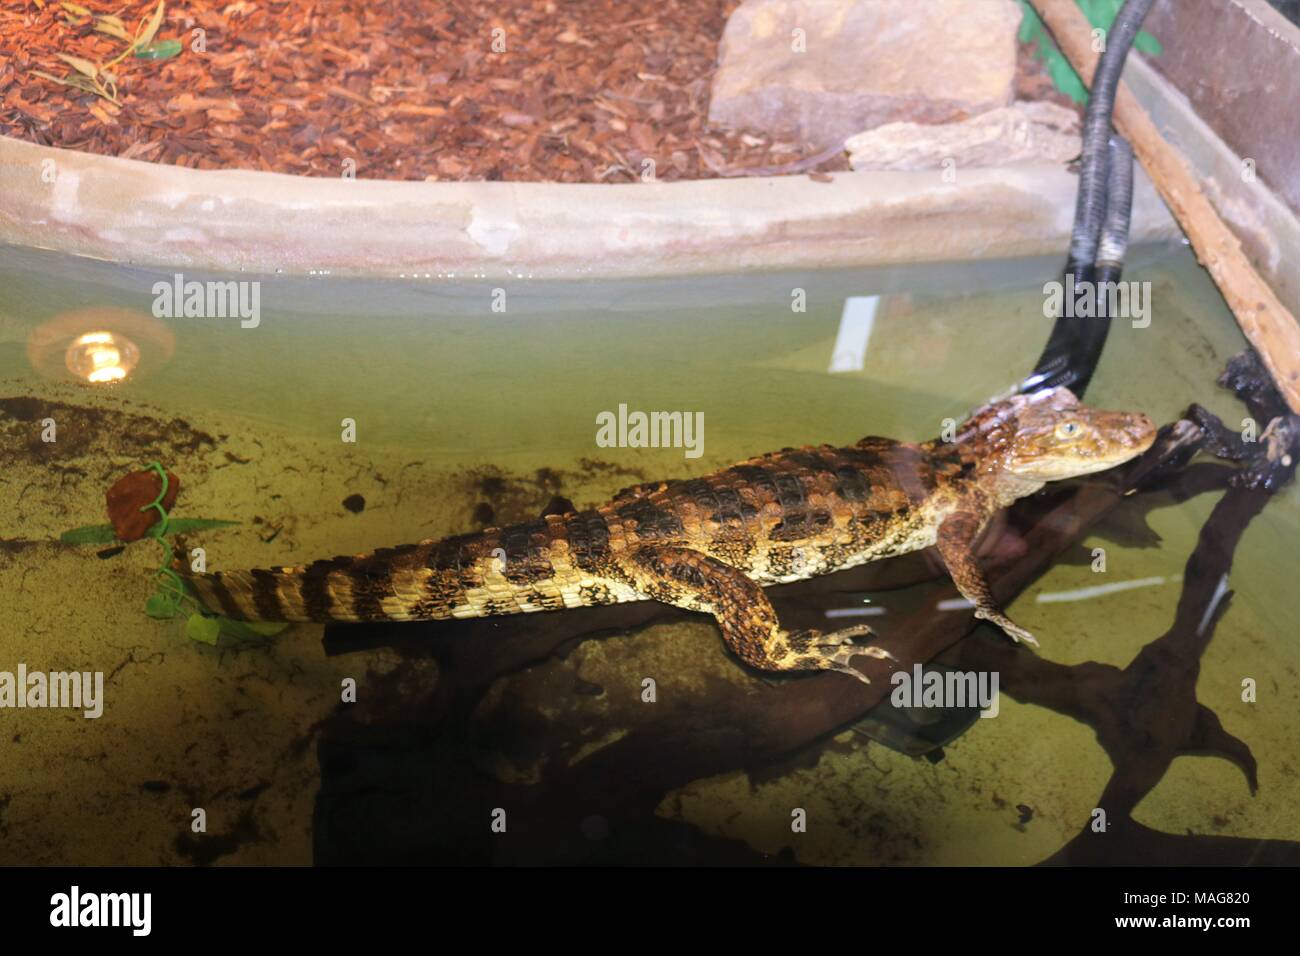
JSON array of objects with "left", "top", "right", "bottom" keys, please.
[{"left": 1, "top": 238, "right": 1297, "bottom": 863}]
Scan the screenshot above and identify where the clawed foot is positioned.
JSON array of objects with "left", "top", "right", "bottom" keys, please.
[
  {"left": 831, "top": 664, "right": 874, "bottom": 686},
  {"left": 821, "top": 629, "right": 897, "bottom": 684},
  {"left": 789, "top": 626, "right": 897, "bottom": 685},
  {"left": 810, "top": 626, "right": 896, "bottom": 662},
  {"left": 811, "top": 624, "right": 876, "bottom": 647},
  {"left": 975, "top": 609, "right": 1040, "bottom": 647},
  {"left": 830, "top": 644, "right": 899, "bottom": 684}
]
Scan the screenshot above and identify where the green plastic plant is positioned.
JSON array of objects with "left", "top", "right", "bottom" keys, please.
[
  {"left": 60, "top": 461, "right": 284, "bottom": 646},
  {"left": 1019, "top": 0, "right": 1162, "bottom": 104},
  {"left": 32, "top": 1, "right": 183, "bottom": 107}
]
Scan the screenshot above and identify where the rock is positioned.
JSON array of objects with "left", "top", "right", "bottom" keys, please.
[
  {"left": 846, "top": 101, "right": 1082, "bottom": 170},
  {"left": 709, "top": 0, "right": 1022, "bottom": 149},
  {"left": 105, "top": 468, "right": 179, "bottom": 542}
]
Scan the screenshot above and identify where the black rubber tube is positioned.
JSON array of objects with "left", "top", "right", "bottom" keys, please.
[
  {"left": 1021, "top": 0, "right": 1154, "bottom": 397},
  {"left": 1096, "top": 135, "right": 1135, "bottom": 278},
  {"left": 1069, "top": 0, "right": 1152, "bottom": 275},
  {"left": 1020, "top": 136, "right": 1136, "bottom": 395},
  {"left": 1064, "top": 135, "right": 1135, "bottom": 395}
]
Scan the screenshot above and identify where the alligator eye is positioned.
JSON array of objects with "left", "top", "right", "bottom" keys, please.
[{"left": 1055, "top": 421, "right": 1083, "bottom": 440}]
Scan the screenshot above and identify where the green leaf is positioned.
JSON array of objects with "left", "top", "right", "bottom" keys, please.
[
  {"left": 1017, "top": 6, "right": 1039, "bottom": 43},
  {"left": 55, "top": 53, "right": 100, "bottom": 80},
  {"left": 163, "top": 518, "right": 239, "bottom": 534},
  {"left": 186, "top": 613, "right": 222, "bottom": 645},
  {"left": 145, "top": 592, "right": 177, "bottom": 619},
  {"left": 216, "top": 618, "right": 287, "bottom": 641},
  {"left": 30, "top": 69, "right": 72, "bottom": 85},
  {"left": 1018, "top": 0, "right": 1156, "bottom": 103},
  {"left": 135, "top": 0, "right": 166, "bottom": 51},
  {"left": 135, "top": 39, "right": 182, "bottom": 60},
  {"left": 1080, "top": 0, "right": 1123, "bottom": 27},
  {"left": 95, "top": 16, "right": 132, "bottom": 41},
  {"left": 239, "top": 621, "right": 287, "bottom": 636},
  {"left": 59, "top": 523, "right": 119, "bottom": 545},
  {"left": 1050, "top": 56, "right": 1087, "bottom": 104},
  {"left": 1133, "top": 31, "right": 1163, "bottom": 55},
  {"left": 31, "top": 70, "right": 101, "bottom": 96},
  {"left": 58, "top": 517, "right": 234, "bottom": 545}
]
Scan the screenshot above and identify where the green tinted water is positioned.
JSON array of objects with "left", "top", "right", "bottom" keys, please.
[{"left": 1, "top": 241, "right": 1296, "bottom": 864}]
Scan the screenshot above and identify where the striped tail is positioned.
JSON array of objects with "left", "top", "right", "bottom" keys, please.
[
  {"left": 177, "top": 510, "right": 630, "bottom": 623},
  {"left": 179, "top": 540, "right": 469, "bottom": 623}
]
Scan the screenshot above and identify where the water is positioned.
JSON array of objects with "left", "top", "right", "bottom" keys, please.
[{"left": 1, "top": 240, "right": 1296, "bottom": 864}]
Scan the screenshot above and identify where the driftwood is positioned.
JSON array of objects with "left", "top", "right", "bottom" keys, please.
[
  {"left": 310, "top": 354, "right": 1298, "bottom": 864},
  {"left": 1028, "top": 0, "right": 1300, "bottom": 413}
]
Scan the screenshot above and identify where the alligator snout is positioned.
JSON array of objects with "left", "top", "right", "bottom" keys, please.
[{"left": 1118, "top": 412, "right": 1157, "bottom": 452}]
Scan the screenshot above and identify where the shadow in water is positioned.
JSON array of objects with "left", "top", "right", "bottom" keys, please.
[{"left": 312, "top": 352, "right": 1300, "bottom": 865}]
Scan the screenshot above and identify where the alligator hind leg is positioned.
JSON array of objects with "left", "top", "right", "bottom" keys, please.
[{"left": 621, "top": 545, "right": 895, "bottom": 683}]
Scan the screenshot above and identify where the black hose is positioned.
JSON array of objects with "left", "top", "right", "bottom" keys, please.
[
  {"left": 1063, "top": 135, "right": 1135, "bottom": 395},
  {"left": 1069, "top": 0, "right": 1151, "bottom": 276},
  {"left": 1021, "top": 0, "right": 1154, "bottom": 397},
  {"left": 1096, "top": 135, "right": 1135, "bottom": 278},
  {"left": 1020, "top": 137, "right": 1134, "bottom": 394}
]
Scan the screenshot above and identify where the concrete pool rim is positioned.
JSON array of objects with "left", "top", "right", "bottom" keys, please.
[
  {"left": 5, "top": 45, "right": 1295, "bottom": 287},
  {"left": 0, "top": 131, "right": 1182, "bottom": 282}
]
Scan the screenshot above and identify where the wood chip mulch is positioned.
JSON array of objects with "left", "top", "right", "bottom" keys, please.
[{"left": 0, "top": 0, "right": 1068, "bottom": 183}]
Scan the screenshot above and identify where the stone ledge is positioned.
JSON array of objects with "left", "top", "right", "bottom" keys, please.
[{"left": 0, "top": 135, "right": 1178, "bottom": 280}]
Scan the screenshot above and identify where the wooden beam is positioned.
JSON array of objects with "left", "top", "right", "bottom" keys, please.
[{"left": 1029, "top": 0, "right": 1300, "bottom": 414}]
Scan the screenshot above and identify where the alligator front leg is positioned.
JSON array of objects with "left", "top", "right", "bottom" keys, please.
[
  {"left": 620, "top": 545, "right": 895, "bottom": 684},
  {"left": 935, "top": 510, "right": 1039, "bottom": 647}
]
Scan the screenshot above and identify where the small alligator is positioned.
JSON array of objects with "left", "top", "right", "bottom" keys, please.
[{"left": 181, "top": 386, "right": 1155, "bottom": 683}]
